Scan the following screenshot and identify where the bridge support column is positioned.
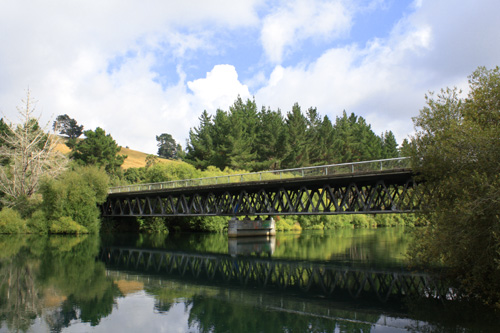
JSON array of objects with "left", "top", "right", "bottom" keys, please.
[{"left": 228, "top": 217, "right": 276, "bottom": 238}]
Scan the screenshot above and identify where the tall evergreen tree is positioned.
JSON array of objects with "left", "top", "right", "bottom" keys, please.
[
  {"left": 282, "top": 103, "right": 309, "bottom": 168},
  {"left": 254, "top": 107, "right": 288, "bottom": 170},
  {"left": 225, "top": 97, "right": 258, "bottom": 170},
  {"left": 315, "top": 115, "right": 335, "bottom": 165},
  {"left": 381, "top": 131, "right": 399, "bottom": 158},
  {"left": 305, "top": 107, "right": 323, "bottom": 165},
  {"left": 186, "top": 110, "right": 215, "bottom": 169}
]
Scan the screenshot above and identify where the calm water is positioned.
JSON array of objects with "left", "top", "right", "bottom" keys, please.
[{"left": 0, "top": 228, "right": 498, "bottom": 332}]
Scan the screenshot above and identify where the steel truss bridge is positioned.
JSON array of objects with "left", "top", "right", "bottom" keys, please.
[
  {"left": 100, "top": 246, "right": 453, "bottom": 302},
  {"left": 102, "top": 157, "right": 421, "bottom": 217}
]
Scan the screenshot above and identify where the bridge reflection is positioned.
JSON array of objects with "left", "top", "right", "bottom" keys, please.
[{"left": 99, "top": 243, "right": 453, "bottom": 303}]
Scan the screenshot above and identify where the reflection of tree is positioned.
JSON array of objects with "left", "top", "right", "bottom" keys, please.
[
  {"left": 272, "top": 228, "right": 410, "bottom": 266},
  {"left": 0, "top": 246, "right": 43, "bottom": 332},
  {"left": 38, "top": 236, "right": 119, "bottom": 329},
  {"left": 0, "top": 235, "right": 119, "bottom": 332}
]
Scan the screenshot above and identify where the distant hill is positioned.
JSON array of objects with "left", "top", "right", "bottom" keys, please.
[{"left": 54, "top": 137, "right": 173, "bottom": 169}]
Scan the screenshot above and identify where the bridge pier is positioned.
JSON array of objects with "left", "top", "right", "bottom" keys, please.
[{"left": 228, "top": 216, "right": 276, "bottom": 238}]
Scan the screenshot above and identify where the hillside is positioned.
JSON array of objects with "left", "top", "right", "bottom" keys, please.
[{"left": 54, "top": 138, "right": 173, "bottom": 169}]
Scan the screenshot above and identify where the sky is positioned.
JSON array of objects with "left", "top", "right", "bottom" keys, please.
[{"left": 1, "top": 0, "right": 499, "bottom": 155}]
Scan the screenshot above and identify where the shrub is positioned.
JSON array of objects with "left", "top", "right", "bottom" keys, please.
[
  {"left": 27, "top": 210, "right": 49, "bottom": 234},
  {"left": 0, "top": 207, "right": 27, "bottom": 233},
  {"left": 39, "top": 165, "right": 109, "bottom": 233},
  {"left": 276, "top": 217, "right": 295, "bottom": 231},
  {"left": 351, "top": 215, "right": 371, "bottom": 228},
  {"left": 49, "top": 216, "right": 88, "bottom": 234},
  {"left": 137, "top": 217, "right": 169, "bottom": 234},
  {"left": 324, "top": 215, "right": 352, "bottom": 229}
]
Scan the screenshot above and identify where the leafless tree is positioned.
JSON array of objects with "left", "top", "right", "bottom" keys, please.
[{"left": 0, "top": 90, "right": 68, "bottom": 207}]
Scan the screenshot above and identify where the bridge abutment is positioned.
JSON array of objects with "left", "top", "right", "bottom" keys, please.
[{"left": 228, "top": 217, "right": 276, "bottom": 237}]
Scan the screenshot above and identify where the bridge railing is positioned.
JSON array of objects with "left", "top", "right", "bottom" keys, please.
[{"left": 109, "top": 157, "right": 410, "bottom": 194}]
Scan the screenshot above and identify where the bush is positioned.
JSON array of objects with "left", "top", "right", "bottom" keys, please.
[
  {"left": 0, "top": 207, "right": 27, "bottom": 233},
  {"left": 324, "top": 215, "right": 353, "bottom": 229},
  {"left": 144, "top": 162, "right": 201, "bottom": 183},
  {"left": 184, "top": 216, "right": 228, "bottom": 232},
  {"left": 39, "top": 165, "right": 109, "bottom": 233},
  {"left": 137, "top": 217, "right": 169, "bottom": 234},
  {"left": 49, "top": 216, "right": 88, "bottom": 234},
  {"left": 351, "top": 215, "right": 371, "bottom": 228},
  {"left": 276, "top": 217, "right": 296, "bottom": 231},
  {"left": 27, "top": 210, "right": 49, "bottom": 234}
]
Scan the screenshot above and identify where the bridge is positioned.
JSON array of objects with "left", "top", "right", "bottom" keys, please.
[{"left": 102, "top": 157, "right": 420, "bottom": 218}]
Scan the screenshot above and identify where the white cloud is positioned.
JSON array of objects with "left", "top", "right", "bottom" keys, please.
[
  {"left": 187, "top": 65, "right": 251, "bottom": 112},
  {"left": 261, "top": 0, "right": 352, "bottom": 63},
  {"left": 0, "top": 0, "right": 262, "bottom": 154},
  {"left": 256, "top": 0, "right": 500, "bottom": 144},
  {"left": 0, "top": 0, "right": 499, "bottom": 158}
]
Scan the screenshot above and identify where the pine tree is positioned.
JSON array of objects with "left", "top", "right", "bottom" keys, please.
[
  {"left": 254, "top": 107, "right": 288, "bottom": 170},
  {"left": 282, "top": 103, "right": 309, "bottom": 168},
  {"left": 381, "top": 130, "right": 399, "bottom": 158},
  {"left": 186, "top": 110, "right": 215, "bottom": 169}
]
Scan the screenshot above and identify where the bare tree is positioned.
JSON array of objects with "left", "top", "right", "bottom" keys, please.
[{"left": 0, "top": 90, "right": 67, "bottom": 207}]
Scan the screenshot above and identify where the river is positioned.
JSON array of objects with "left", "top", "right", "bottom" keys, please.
[{"left": 0, "top": 228, "right": 498, "bottom": 332}]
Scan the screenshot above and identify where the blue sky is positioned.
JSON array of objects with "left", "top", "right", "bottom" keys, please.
[{"left": 1, "top": 0, "right": 499, "bottom": 155}]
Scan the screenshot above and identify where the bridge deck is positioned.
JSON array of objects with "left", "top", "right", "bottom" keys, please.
[
  {"left": 108, "top": 168, "right": 413, "bottom": 198},
  {"left": 102, "top": 159, "right": 419, "bottom": 217}
]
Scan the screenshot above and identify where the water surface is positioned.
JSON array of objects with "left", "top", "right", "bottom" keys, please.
[{"left": 0, "top": 229, "right": 498, "bottom": 332}]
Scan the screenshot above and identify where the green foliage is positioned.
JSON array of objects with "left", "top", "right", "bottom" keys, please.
[
  {"left": 351, "top": 215, "right": 373, "bottom": 228},
  {"left": 186, "top": 98, "right": 397, "bottom": 172},
  {"left": 27, "top": 210, "right": 49, "bottom": 234},
  {"left": 53, "top": 114, "right": 84, "bottom": 140},
  {"left": 409, "top": 66, "right": 500, "bottom": 306},
  {"left": 156, "top": 133, "right": 183, "bottom": 159},
  {"left": 0, "top": 207, "right": 27, "bottom": 233},
  {"left": 39, "top": 165, "right": 109, "bottom": 233},
  {"left": 294, "top": 214, "right": 416, "bottom": 230},
  {"left": 137, "top": 217, "right": 169, "bottom": 234},
  {"left": 275, "top": 217, "right": 302, "bottom": 231},
  {"left": 71, "top": 127, "right": 126, "bottom": 176},
  {"left": 185, "top": 216, "right": 228, "bottom": 232},
  {"left": 49, "top": 216, "right": 89, "bottom": 234},
  {"left": 143, "top": 162, "right": 201, "bottom": 183}
]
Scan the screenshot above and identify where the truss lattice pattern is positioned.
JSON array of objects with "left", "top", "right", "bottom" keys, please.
[
  {"left": 102, "top": 171, "right": 420, "bottom": 217},
  {"left": 100, "top": 247, "right": 451, "bottom": 302}
]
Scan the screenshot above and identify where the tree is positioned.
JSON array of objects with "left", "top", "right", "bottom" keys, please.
[
  {"left": 156, "top": 133, "right": 182, "bottom": 159},
  {"left": 381, "top": 131, "right": 399, "bottom": 158},
  {"left": 53, "top": 114, "right": 84, "bottom": 139},
  {"left": 282, "top": 103, "right": 309, "bottom": 168},
  {"left": 0, "top": 91, "right": 68, "bottom": 209},
  {"left": 409, "top": 66, "right": 500, "bottom": 306},
  {"left": 254, "top": 107, "right": 288, "bottom": 170},
  {"left": 186, "top": 110, "right": 215, "bottom": 169},
  {"left": 71, "top": 127, "right": 126, "bottom": 176}
]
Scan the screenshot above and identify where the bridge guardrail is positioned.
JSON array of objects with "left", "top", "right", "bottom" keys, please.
[{"left": 109, "top": 157, "right": 410, "bottom": 194}]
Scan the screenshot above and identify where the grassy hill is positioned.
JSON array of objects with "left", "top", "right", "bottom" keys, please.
[{"left": 54, "top": 138, "right": 173, "bottom": 169}]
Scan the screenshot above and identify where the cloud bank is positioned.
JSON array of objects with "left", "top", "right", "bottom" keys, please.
[{"left": 0, "top": 0, "right": 498, "bottom": 154}]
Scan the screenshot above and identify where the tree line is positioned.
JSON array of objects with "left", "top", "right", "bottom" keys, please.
[{"left": 182, "top": 97, "right": 401, "bottom": 172}]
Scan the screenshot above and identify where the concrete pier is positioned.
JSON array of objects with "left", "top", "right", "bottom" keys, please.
[{"left": 228, "top": 217, "right": 276, "bottom": 237}]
